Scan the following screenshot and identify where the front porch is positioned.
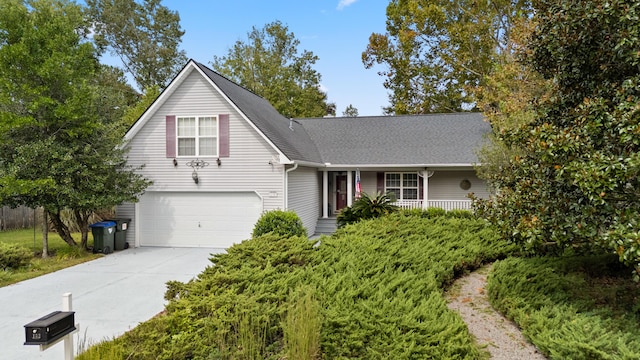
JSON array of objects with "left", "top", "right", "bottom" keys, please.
[{"left": 320, "top": 169, "right": 482, "bottom": 219}]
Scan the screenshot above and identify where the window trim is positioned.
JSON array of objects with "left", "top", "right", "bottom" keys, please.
[
  {"left": 175, "top": 115, "right": 219, "bottom": 157},
  {"left": 384, "top": 172, "right": 419, "bottom": 201}
]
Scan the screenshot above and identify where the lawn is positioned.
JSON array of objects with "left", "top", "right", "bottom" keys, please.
[{"left": 0, "top": 228, "right": 101, "bottom": 287}]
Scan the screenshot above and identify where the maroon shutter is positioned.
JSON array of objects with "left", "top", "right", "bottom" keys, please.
[
  {"left": 219, "top": 114, "right": 229, "bottom": 157},
  {"left": 166, "top": 115, "right": 176, "bottom": 158},
  {"left": 376, "top": 172, "right": 385, "bottom": 194}
]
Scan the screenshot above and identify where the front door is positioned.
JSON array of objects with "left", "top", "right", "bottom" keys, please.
[{"left": 336, "top": 174, "right": 347, "bottom": 212}]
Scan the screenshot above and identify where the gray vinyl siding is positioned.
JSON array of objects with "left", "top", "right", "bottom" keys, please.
[
  {"left": 359, "top": 170, "right": 488, "bottom": 200},
  {"left": 360, "top": 171, "right": 378, "bottom": 196},
  {"left": 428, "top": 170, "right": 489, "bottom": 200},
  {"left": 119, "top": 70, "right": 286, "bottom": 244},
  {"left": 287, "top": 166, "right": 320, "bottom": 235},
  {"left": 115, "top": 203, "right": 135, "bottom": 247}
]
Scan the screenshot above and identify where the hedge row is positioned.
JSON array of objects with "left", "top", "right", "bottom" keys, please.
[{"left": 79, "top": 213, "right": 516, "bottom": 359}]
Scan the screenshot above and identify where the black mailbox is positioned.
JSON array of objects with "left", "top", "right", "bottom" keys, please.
[{"left": 24, "top": 311, "right": 76, "bottom": 345}]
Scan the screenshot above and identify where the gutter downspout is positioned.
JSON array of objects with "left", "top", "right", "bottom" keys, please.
[{"left": 284, "top": 162, "right": 299, "bottom": 209}]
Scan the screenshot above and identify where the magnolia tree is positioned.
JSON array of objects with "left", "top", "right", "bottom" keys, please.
[{"left": 473, "top": 0, "right": 640, "bottom": 278}]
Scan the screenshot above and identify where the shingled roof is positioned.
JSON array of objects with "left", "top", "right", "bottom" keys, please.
[
  {"left": 193, "top": 61, "right": 323, "bottom": 164},
  {"left": 189, "top": 61, "right": 490, "bottom": 167},
  {"left": 296, "top": 113, "right": 490, "bottom": 166}
]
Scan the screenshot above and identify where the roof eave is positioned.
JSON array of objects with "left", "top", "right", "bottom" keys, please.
[{"left": 322, "top": 163, "right": 477, "bottom": 168}]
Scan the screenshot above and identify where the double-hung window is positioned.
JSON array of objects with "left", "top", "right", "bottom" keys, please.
[
  {"left": 385, "top": 173, "right": 419, "bottom": 200},
  {"left": 177, "top": 116, "right": 217, "bottom": 157}
]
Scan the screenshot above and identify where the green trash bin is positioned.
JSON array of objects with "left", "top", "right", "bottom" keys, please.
[
  {"left": 89, "top": 221, "right": 116, "bottom": 254},
  {"left": 106, "top": 218, "right": 131, "bottom": 251}
]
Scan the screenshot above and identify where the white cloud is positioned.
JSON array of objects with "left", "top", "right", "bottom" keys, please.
[{"left": 337, "top": 0, "right": 358, "bottom": 10}]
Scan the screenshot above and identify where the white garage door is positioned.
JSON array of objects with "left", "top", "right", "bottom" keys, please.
[{"left": 138, "top": 192, "right": 263, "bottom": 248}]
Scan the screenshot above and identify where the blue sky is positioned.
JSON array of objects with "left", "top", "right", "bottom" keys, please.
[{"left": 159, "top": 0, "right": 391, "bottom": 116}]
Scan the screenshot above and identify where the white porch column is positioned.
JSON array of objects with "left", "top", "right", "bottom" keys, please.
[
  {"left": 422, "top": 170, "right": 433, "bottom": 209},
  {"left": 322, "top": 170, "right": 329, "bottom": 218},
  {"left": 347, "top": 170, "right": 353, "bottom": 207}
]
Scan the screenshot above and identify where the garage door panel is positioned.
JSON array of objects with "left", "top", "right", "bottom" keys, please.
[{"left": 138, "top": 192, "right": 262, "bottom": 248}]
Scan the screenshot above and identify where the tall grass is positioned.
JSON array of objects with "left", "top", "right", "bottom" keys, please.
[{"left": 283, "top": 285, "right": 322, "bottom": 360}]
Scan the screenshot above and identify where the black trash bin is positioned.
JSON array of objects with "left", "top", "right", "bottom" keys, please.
[
  {"left": 89, "top": 221, "right": 116, "bottom": 254},
  {"left": 106, "top": 218, "right": 131, "bottom": 251}
]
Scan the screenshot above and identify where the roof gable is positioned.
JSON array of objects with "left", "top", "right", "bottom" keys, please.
[{"left": 125, "top": 60, "right": 323, "bottom": 165}]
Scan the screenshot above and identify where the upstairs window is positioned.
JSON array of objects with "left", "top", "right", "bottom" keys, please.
[
  {"left": 385, "top": 172, "right": 418, "bottom": 200},
  {"left": 177, "top": 116, "right": 217, "bottom": 156}
]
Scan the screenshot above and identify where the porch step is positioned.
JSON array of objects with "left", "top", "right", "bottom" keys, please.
[{"left": 315, "top": 217, "right": 338, "bottom": 235}]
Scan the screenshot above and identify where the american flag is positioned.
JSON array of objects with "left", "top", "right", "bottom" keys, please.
[{"left": 355, "top": 168, "right": 362, "bottom": 199}]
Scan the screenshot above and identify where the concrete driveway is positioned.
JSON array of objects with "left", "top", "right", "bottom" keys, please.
[{"left": 0, "top": 247, "right": 222, "bottom": 360}]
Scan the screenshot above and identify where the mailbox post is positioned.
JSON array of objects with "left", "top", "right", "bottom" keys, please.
[
  {"left": 24, "top": 293, "right": 79, "bottom": 360},
  {"left": 62, "top": 293, "right": 74, "bottom": 360}
]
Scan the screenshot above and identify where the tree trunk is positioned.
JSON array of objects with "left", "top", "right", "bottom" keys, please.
[
  {"left": 41, "top": 208, "right": 49, "bottom": 258},
  {"left": 48, "top": 210, "right": 77, "bottom": 246},
  {"left": 75, "top": 209, "right": 91, "bottom": 250}
]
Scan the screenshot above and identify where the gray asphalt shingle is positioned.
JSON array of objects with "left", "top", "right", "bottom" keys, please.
[
  {"left": 297, "top": 113, "right": 490, "bottom": 165},
  {"left": 193, "top": 61, "right": 490, "bottom": 166}
]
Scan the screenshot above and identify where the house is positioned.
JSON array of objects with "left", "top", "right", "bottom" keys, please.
[{"left": 117, "top": 60, "right": 491, "bottom": 248}]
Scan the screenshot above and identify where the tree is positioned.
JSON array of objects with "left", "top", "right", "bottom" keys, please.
[
  {"left": 342, "top": 104, "right": 359, "bottom": 117},
  {"left": 0, "top": 0, "right": 151, "bottom": 249},
  {"left": 473, "top": 17, "right": 551, "bottom": 183},
  {"left": 212, "top": 21, "right": 329, "bottom": 118},
  {"left": 87, "top": 0, "right": 187, "bottom": 90},
  {"left": 473, "top": 0, "right": 640, "bottom": 278},
  {"left": 362, "top": 0, "right": 532, "bottom": 114},
  {"left": 326, "top": 102, "right": 336, "bottom": 117},
  {"left": 122, "top": 85, "right": 160, "bottom": 127}
]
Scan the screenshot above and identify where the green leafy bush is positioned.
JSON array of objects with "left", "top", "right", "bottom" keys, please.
[
  {"left": 488, "top": 255, "right": 640, "bottom": 359},
  {"left": 316, "top": 214, "right": 515, "bottom": 359},
  {"left": 0, "top": 243, "right": 31, "bottom": 270},
  {"left": 401, "top": 207, "right": 474, "bottom": 219},
  {"left": 252, "top": 209, "right": 307, "bottom": 238},
  {"left": 337, "top": 191, "right": 398, "bottom": 227},
  {"left": 446, "top": 209, "right": 475, "bottom": 219}
]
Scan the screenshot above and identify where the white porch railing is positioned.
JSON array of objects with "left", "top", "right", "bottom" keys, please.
[
  {"left": 427, "top": 200, "right": 472, "bottom": 211},
  {"left": 393, "top": 200, "right": 423, "bottom": 210},
  {"left": 392, "top": 200, "right": 472, "bottom": 211}
]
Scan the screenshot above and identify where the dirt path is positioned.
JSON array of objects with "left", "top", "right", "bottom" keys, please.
[{"left": 446, "top": 265, "right": 547, "bottom": 360}]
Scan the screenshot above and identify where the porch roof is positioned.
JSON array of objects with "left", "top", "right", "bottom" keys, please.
[{"left": 296, "top": 113, "right": 490, "bottom": 166}]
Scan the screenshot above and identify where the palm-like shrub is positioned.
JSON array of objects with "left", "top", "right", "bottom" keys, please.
[{"left": 337, "top": 191, "right": 398, "bottom": 227}]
